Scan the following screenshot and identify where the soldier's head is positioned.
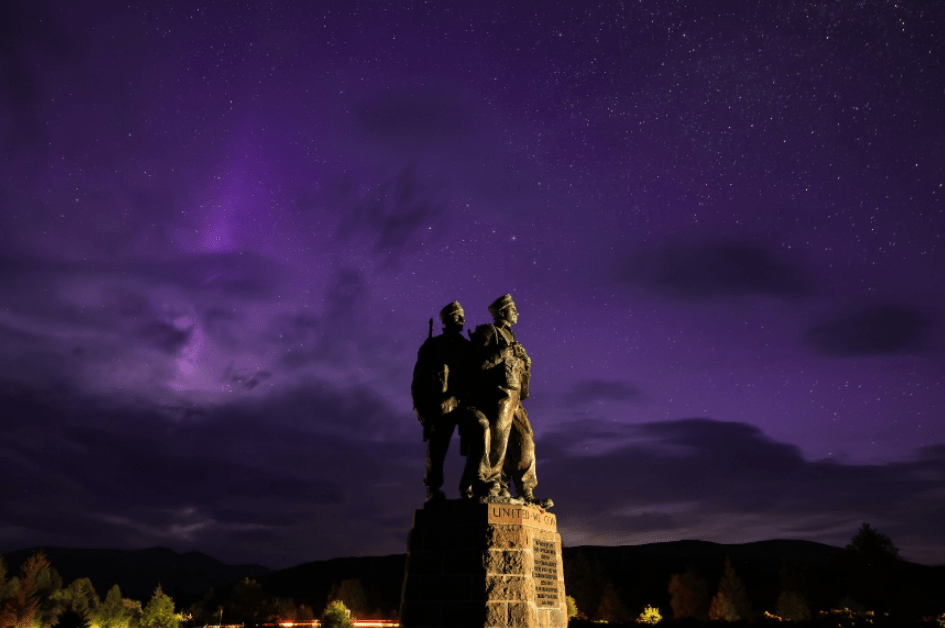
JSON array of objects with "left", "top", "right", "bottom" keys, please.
[
  {"left": 488, "top": 294, "right": 518, "bottom": 327},
  {"left": 439, "top": 301, "right": 465, "bottom": 332}
]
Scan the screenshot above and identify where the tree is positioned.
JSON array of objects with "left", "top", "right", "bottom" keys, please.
[
  {"left": 321, "top": 601, "right": 352, "bottom": 628},
  {"left": 708, "top": 557, "right": 752, "bottom": 621},
  {"left": 225, "top": 578, "right": 270, "bottom": 627},
  {"left": 846, "top": 523, "right": 899, "bottom": 560},
  {"left": 327, "top": 580, "right": 367, "bottom": 620},
  {"left": 775, "top": 590, "right": 810, "bottom": 622},
  {"left": 843, "top": 523, "right": 902, "bottom": 612},
  {"left": 637, "top": 606, "right": 662, "bottom": 625},
  {"left": 0, "top": 552, "right": 65, "bottom": 628},
  {"left": 595, "top": 580, "right": 630, "bottom": 623},
  {"left": 141, "top": 586, "right": 178, "bottom": 628},
  {"left": 565, "top": 596, "right": 578, "bottom": 620},
  {"left": 60, "top": 579, "right": 100, "bottom": 628},
  {"left": 668, "top": 566, "right": 709, "bottom": 621},
  {"left": 89, "top": 585, "right": 131, "bottom": 628}
]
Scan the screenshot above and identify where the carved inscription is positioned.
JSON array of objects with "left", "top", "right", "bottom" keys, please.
[
  {"left": 533, "top": 538, "right": 559, "bottom": 607},
  {"left": 487, "top": 505, "right": 557, "bottom": 531}
]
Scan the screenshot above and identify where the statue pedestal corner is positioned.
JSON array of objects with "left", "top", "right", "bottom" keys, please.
[{"left": 400, "top": 500, "right": 567, "bottom": 628}]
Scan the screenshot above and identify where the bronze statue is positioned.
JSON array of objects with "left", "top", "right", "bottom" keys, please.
[
  {"left": 465, "top": 294, "right": 552, "bottom": 508},
  {"left": 410, "top": 301, "right": 472, "bottom": 502}
]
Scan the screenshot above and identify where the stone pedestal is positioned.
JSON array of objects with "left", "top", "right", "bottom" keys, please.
[{"left": 400, "top": 500, "right": 567, "bottom": 628}]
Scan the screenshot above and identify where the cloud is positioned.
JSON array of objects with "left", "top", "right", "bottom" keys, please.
[
  {"left": 337, "top": 168, "right": 448, "bottom": 265},
  {"left": 619, "top": 240, "right": 812, "bottom": 300},
  {"left": 0, "top": 380, "right": 421, "bottom": 568},
  {"left": 537, "top": 418, "right": 945, "bottom": 563},
  {"left": 561, "top": 379, "right": 645, "bottom": 407},
  {"left": 804, "top": 304, "right": 933, "bottom": 357}
]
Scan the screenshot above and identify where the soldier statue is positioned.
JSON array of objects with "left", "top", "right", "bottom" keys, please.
[
  {"left": 465, "top": 294, "right": 552, "bottom": 508},
  {"left": 410, "top": 301, "right": 472, "bottom": 502}
]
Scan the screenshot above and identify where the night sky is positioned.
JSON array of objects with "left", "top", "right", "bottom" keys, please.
[{"left": 2, "top": 1, "right": 944, "bottom": 570}]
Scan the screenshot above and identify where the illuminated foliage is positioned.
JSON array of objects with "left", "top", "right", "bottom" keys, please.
[
  {"left": 321, "top": 600, "right": 352, "bottom": 628},
  {"left": 566, "top": 596, "right": 578, "bottom": 620},
  {"left": 637, "top": 605, "right": 662, "bottom": 625},
  {"left": 0, "top": 552, "right": 65, "bottom": 628},
  {"left": 709, "top": 557, "right": 752, "bottom": 621},
  {"left": 327, "top": 580, "right": 367, "bottom": 619},
  {"left": 89, "top": 585, "right": 132, "bottom": 628},
  {"left": 141, "top": 586, "right": 178, "bottom": 628}
]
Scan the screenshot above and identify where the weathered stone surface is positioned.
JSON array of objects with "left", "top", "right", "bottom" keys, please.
[
  {"left": 487, "top": 524, "right": 530, "bottom": 549},
  {"left": 485, "top": 602, "right": 508, "bottom": 628},
  {"left": 484, "top": 574, "right": 534, "bottom": 601},
  {"left": 508, "top": 601, "right": 537, "bottom": 628},
  {"left": 483, "top": 549, "right": 528, "bottom": 575},
  {"left": 401, "top": 500, "right": 568, "bottom": 628},
  {"left": 549, "top": 608, "right": 566, "bottom": 628}
]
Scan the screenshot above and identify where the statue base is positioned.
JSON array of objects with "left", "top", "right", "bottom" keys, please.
[{"left": 400, "top": 499, "right": 567, "bottom": 628}]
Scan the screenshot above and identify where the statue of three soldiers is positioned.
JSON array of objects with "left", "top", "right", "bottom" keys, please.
[{"left": 411, "top": 294, "right": 553, "bottom": 509}]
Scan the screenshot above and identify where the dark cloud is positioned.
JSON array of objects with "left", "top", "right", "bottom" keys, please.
[
  {"left": 620, "top": 240, "right": 812, "bottom": 300},
  {"left": 538, "top": 418, "right": 944, "bottom": 563},
  {"left": 337, "top": 168, "right": 448, "bottom": 265},
  {"left": 561, "top": 379, "right": 644, "bottom": 406},
  {"left": 804, "top": 304, "right": 933, "bottom": 357},
  {"left": 0, "top": 380, "right": 420, "bottom": 568},
  {"left": 5, "top": 380, "right": 943, "bottom": 565},
  {"left": 137, "top": 320, "right": 193, "bottom": 355}
]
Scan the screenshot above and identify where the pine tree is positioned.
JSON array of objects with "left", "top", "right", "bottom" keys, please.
[
  {"left": 141, "top": 586, "right": 178, "bottom": 628},
  {"left": 708, "top": 556, "right": 752, "bottom": 621},
  {"left": 775, "top": 589, "right": 810, "bottom": 621},
  {"left": 63, "top": 579, "right": 100, "bottom": 627},
  {"left": 668, "top": 566, "right": 709, "bottom": 621},
  {"left": 90, "top": 585, "right": 130, "bottom": 628},
  {"left": 0, "top": 552, "right": 65, "bottom": 628},
  {"left": 844, "top": 523, "right": 902, "bottom": 612}
]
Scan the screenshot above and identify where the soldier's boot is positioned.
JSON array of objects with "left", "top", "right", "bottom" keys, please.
[
  {"left": 426, "top": 487, "right": 446, "bottom": 502},
  {"left": 520, "top": 490, "right": 553, "bottom": 509}
]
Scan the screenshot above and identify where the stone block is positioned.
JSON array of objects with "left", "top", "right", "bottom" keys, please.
[
  {"left": 487, "top": 524, "right": 530, "bottom": 550},
  {"left": 408, "top": 551, "right": 441, "bottom": 575},
  {"left": 508, "top": 601, "right": 537, "bottom": 628},
  {"left": 484, "top": 574, "right": 533, "bottom": 601},
  {"left": 401, "top": 575, "right": 422, "bottom": 602},
  {"left": 485, "top": 602, "right": 508, "bottom": 628},
  {"left": 444, "top": 548, "right": 487, "bottom": 574},
  {"left": 549, "top": 608, "right": 566, "bottom": 628},
  {"left": 483, "top": 549, "right": 527, "bottom": 575},
  {"left": 424, "top": 575, "right": 471, "bottom": 601}
]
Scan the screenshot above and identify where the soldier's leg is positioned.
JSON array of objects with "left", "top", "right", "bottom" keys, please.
[
  {"left": 508, "top": 405, "right": 537, "bottom": 496},
  {"left": 459, "top": 407, "right": 491, "bottom": 497},
  {"left": 486, "top": 389, "right": 518, "bottom": 495},
  {"left": 424, "top": 415, "right": 456, "bottom": 497}
]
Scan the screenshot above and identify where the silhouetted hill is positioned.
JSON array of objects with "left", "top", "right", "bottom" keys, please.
[
  {"left": 257, "top": 554, "right": 405, "bottom": 619},
  {"left": 6, "top": 540, "right": 942, "bottom": 619},
  {"left": 255, "top": 539, "right": 944, "bottom": 619},
  {"left": 2, "top": 546, "right": 269, "bottom": 605}
]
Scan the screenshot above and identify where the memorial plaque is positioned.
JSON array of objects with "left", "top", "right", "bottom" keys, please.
[{"left": 533, "top": 537, "right": 559, "bottom": 607}]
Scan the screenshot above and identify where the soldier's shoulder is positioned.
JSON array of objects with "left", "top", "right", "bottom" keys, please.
[
  {"left": 470, "top": 324, "right": 499, "bottom": 343},
  {"left": 471, "top": 323, "right": 496, "bottom": 336}
]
